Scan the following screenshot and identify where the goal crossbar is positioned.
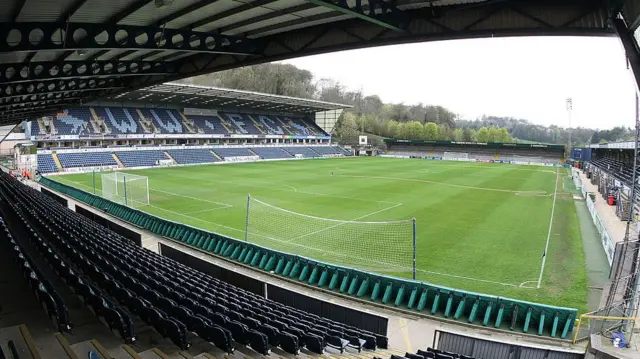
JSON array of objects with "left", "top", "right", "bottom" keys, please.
[
  {"left": 101, "top": 172, "right": 149, "bottom": 208},
  {"left": 245, "top": 195, "right": 417, "bottom": 278}
]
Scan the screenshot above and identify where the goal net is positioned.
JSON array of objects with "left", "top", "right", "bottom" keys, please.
[
  {"left": 101, "top": 172, "right": 149, "bottom": 208},
  {"left": 245, "top": 196, "right": 416, "bottom": 276},
  {"left": 513, "top": 155, "right": 543, "bottom": 164},
  {"left": 443, "top": 152, "right": 469, "bottom": 161}
]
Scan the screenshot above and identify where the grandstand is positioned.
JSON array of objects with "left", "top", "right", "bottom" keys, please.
[
  {"left": 5, "top": 84, "right": 601, "bottom": 358},
  {"left": 384, "top": 139, "right": 564, "bottom": 165},
  {"left": 25, "top": 83, "right": 352, "bottom": 174},
  {"left": 0, "top": 171, "right": 394, "bottom": 357}
]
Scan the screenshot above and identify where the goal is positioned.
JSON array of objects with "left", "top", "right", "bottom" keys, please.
[
  {"left": 443, "top": 152, "right": 469, "bottom": 161},
  {"left": 244, "top": 196, "right": 417, "bottom": 278},
  {"left": 101, "top": 172, "right": 149, "bottom": 208},
  {"left": 513, "top": 155, "right": 543, "bottom": 164}
]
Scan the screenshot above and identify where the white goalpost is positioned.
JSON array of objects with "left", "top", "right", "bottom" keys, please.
[
  {"left": 101, "top": 172, "right": 150, "bottom": 208},
  {"left": 245, "top": 195, "right": 417, "bottom": 278},
  {"left": 443, "top": 152, "right": 469, "bottom": 161},
  {"left": 513, "top": 155, "right": 543, "bottom": 164}
]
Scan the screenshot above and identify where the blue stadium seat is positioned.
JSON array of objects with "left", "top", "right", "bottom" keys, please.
[
  {"left": 218, "top": 113, "right": 262, "bottom": 135},
  {"left": 188, "top": 115, "right": 231, "bottom": 135},
  {"left": 37, "top": 154, "right": 59, "bottom": 173},
  {"left": 57, "top": 152, "right": 117, "bottom": 168},
  {"left": 167, "top": 149, "right": 219, "bottom": 165},
  {"left": 116, "top": 151, "right": 168, "bottom": 167},
  {"left": 56, "top": 108, "right": 93, "bottom": 135},
  {"left": 212, "top": 148, "right": 256, "bottom": 159},
  {"left": 250, "top": 148, "right": 291, "bottom": 160},
  {"left": 282, "top": 147, "right": 320, "bottom": 158},
  {"left": 102, "top": 107, "right": 141, "bottom": 134},
  {"left": 139, "top": 109, "right": 183, "bottom": 134}
]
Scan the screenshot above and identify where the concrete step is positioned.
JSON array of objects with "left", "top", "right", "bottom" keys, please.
[
  {"left": 71, "top": 339, "right": 111, "bottom": 359},
  {"left": 121, "top": 344, "right": 143, "bottom": 358},
  {"left": 192, "top": 353, "right": 216, "bottom": 359},
  {"left": 138, "top": 348, "right": 173, "bottom": 359},
  {"left": 0, "top": 324, "right": 42, "bottom": 359}
]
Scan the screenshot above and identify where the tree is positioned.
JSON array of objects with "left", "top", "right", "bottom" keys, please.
[
  {"left": 453, "top": 128, "right": 464, "bottom": 141},
  {"left": 424, "top": 122, "right": 439, "bottom": 140},
  {"left": 334, "top": 112, "right": 359, "bottom": 143},
  {"left": 488, "top": 127, "right": 501, "bottom": 142},
  {"left": 405, "top": 121, "right": 424, "bottom": 139},
  {"left": 185, "top": 61, "right": 621, "bottom": 146},
  {"left": 476, "top": 127, "right": 490, "bottom": 142},
  {"left": 498, "top": 128, "right": 511, "bottom": 142},
  {"left": 463, "top": 128, "right": 475, "bottom": 141},
  {"left": 386, "top": 120, "right": 400, "bottom": 138}
]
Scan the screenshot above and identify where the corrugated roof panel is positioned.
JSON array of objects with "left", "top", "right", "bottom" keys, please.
[
  {"left": 17, "top": 0, "right": 69, "bottom": 22},
  {"left": 31, "top": 50, "right": 64, "bottom": 62},
  {"left": 71, "top": 0, "right": 140, "bottom": 23},
  {"left": 119, "top": 0, "right": 202, "bottom": 26},
  {"left": 119, "top": 49, "right": 157, "bottom": 61},
  {"left": 0, "top": 1, "right": 15, "bottom": 22},
  {"left": 0, "top": 53, "right": 27, "bottom": 64},
  {"left": 145, "top": 50, "right": 180, "bottom": 61},
  {"left": 166, "top": 1, "right": 244, "bottom": 29},
  {"left": 252, "top": 13, "right": 348, "bottom": 38},
  {"left": 229, "top": 5, "right": 332, "bottom": 35},
  {"left": 197, "top": 6, "right": 276, "bottom": 32}
]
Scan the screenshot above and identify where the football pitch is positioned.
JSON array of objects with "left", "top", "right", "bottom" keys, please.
[{"left": 54, "top": 157, "right": 588, "bottom": 310}]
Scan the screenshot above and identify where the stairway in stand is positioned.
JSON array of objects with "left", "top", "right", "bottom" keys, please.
[{"left": 52, "top": 153, "right": 64, "bottom": 171}]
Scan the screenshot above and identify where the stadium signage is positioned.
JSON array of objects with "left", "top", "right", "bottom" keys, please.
[
  {"left": 384, "top": 139, "right": 564, "bottom": 150},
  {"left": 30, "top": 133, "right": 329, "bottom": 141}
]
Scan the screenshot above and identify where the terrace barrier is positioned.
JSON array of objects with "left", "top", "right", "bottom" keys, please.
[{"left": 39, "top": 176, "right": 579, "bottom": 340}]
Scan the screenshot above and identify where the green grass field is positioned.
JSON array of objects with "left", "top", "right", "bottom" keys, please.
[{"left": 54, "top": 157, "right": 588, "bottom": 311}]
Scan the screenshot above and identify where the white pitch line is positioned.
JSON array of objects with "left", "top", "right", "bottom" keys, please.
[
  {"left": 536, "top": 168, "right": 560, "bottom": 289},
  {"left": 150, "top": 188, "right": 233, "bottom": 208},
  {"left": 287, "top": 202, "right": 403, "bottom": 242},
  {"left": 59, "top": 177, "right": 233, "bottom": 209},
  {"left": 337, "top": 174, "right": 546, "bottom": 195},
  {"left": 184, "top": 206, "right": 233, "bottom": 215},
  {"left": 53, "top": 178, "right": 525, "bottom": 288},
  {"left": 283, "top": 184, "right": 298, "bottom": 192}
]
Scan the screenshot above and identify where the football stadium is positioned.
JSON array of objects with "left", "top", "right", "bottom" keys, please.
[{"left": 0, "top": 1, "right": 639, "bottom": 359}]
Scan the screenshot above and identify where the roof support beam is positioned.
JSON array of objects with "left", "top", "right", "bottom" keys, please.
[
  {"left": 0, "top": 23, "right": 259, "bottom": 57},
  {"left": 304, "top": 0, "right": 408, "bottom": 32},
  {"left": 613, "top": 15, "right": 640, "bottom": 92},
  {"left": 62, "top": 0, "right": 154, "bottom": 61},
  {"left": 0, "top": 61, "right": 178, "bottom": 85},
  {"left": 0, "top": 78, "right": 123, "bottom": 98},
  {"left": 10, "top": 0, "right": 27, "bottom": 21}
]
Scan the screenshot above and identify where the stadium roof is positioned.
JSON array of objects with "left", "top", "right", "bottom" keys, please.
[
  {"left": 105, "top": 83, "right": 351, "bottom": 113},
  {"left": 0, "top": 0, "right": 625, "bottom": 126}
]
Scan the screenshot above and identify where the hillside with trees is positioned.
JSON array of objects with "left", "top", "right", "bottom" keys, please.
[{"left": 184, "top": 63, "right": 632, "bottom": 145}]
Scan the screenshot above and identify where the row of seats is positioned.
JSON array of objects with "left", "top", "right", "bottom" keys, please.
[
  {"left": 250, "top": 147, "right": 292, "bottom": 159},
  {"left": 213, "top": 148, "right": 256, "bottom": 159},
  {"left": 167, "top": 149, "right": 219, "bottom": 165},
  {"left": 589, "top": 158, "right": 636, "bottom": 185},
  {"left": 40, "top": 146, "right": 350, "bottom": 172},
  {"left": 0, "top": 218, "right": 72, "bottom": 333},
  {"left": 37, "top": 107, "right": 328, "bottom": 136},
  {"left": 58, "top": 152, "right": 117, "bottom": 168},
  {"left": 380, "top": 346, "right": 476, "bottom": 359},
  {"left": 116, "top": 150, "right": 169, "bottom": 167},
  {"left": 37, "top": 154, "right": 59, "bottom": 173},
  {"left": 0, "top": 173, "right": 386, "bottom": 355}
]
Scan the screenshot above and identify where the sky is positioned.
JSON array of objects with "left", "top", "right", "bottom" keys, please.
[{"left": 280, "top": 36, "right": 637, "bottom": 130}]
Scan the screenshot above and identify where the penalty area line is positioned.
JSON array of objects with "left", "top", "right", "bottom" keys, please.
[
  {"left": 285, "top": 202, "right": 403, "bottom": 242},
  {"left": 151, "top": 188, "right": 233, "bottom": 208},
  {"left": 183, "top": 206, "right": 234, "bottom": 215}
]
